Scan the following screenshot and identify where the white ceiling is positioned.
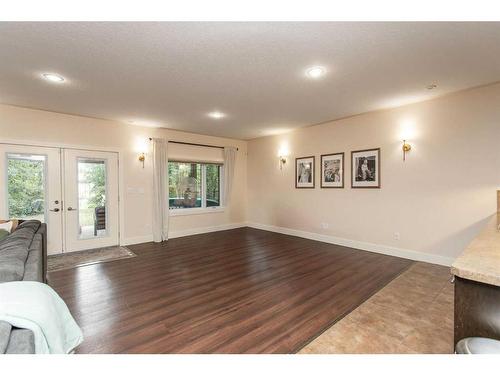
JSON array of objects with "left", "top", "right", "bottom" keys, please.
[{"left": 1, "top": 22, "right": 500, "bottom": 140}]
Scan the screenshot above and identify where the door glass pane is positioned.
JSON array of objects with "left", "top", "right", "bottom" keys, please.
[
  {"left": 168, "top": 162, "right": 202, "bottom": 209},
  {"left": 7, "top": 154, "right": 46, "bottom": 221},
  {"left": 78, "top": 158, "right": 107, "bottom": 239},
  {"left": 205, "top": 164, "right": 221, "bottom": 207}
]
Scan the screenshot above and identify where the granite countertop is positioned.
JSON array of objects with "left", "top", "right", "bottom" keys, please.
[{"left": 451, "top": 213, "right": 500, "bottom": 287}]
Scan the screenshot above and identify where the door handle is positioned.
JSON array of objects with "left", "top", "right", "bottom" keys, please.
[
  {"left": 67, "top": 207, "right": 78, "bottom": 211},
  {"left": 49, "top": 208, "right": 60, "bottom": 212}
]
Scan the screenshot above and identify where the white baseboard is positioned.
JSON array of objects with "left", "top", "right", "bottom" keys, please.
[
  {"left": 169, "top": 222, "right": 247, "bottom": 239},
  {"left": 122, "top": 221, "right": 453, "bottom": 266},
  {"left": 122, "top": 222, "right": 247, "bottom": 245},
  {"left": 121, "top": 235, "right": 154, "bottom": 246},
  {"left": 246, "top": 222, "right": 454, "bottom": 266}
]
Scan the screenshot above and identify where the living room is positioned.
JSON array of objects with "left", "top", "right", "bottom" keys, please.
[{"left": 1, "top": 1, "right": 500, "bottom": 374}]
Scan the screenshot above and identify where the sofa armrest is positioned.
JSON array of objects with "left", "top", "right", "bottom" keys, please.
[
  {"left": 38, "top": 223, "right": 48, "bottom": 283},
  {"left": 14, "top": 220, "right": 48, "bottom": 283}
]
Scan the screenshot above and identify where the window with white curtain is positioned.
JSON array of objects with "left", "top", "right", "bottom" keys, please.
[{"left": 168, "top": 161, "right": 223, "bottom": 211}]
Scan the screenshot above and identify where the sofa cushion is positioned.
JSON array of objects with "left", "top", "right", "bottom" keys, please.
[
  {"left": 0, "top": 220, "right": 43, "bottom": 354},
  {"left": 0, "top": 223, "right": 39, "bottom": 283},
  {"left": 24, "top": 247, "right": 43, "bottom": 282},
  {"left": 0, "top": 229, "right": 35, "bottom": 254},
  {"left": 15, "top": 220, "right": 41, "bottom": 234},
  {"left": 0, "top": 321, "right": 11, "bottom": 354},
  {"left": 1, "top": 321, "right": 36, "bottom": 354},
  {"left": 5, "top": 328, "right": 35, "bottom": 354},
  {"left": 0, "top": 258, "right": 25, "bottom": 282},
  {"left": 0, "top": 244, "right": 29, "bottom": 263},
  {"left": 0, "top": 230, "right": 31, "bottom": 261},
  {"left": 28, "top": 233, "right": 42, "bottom": 252},
  {"left": 0, "top": 221, "right": 40, "bottom": 257}
]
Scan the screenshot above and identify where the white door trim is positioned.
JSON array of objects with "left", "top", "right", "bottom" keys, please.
[
  {"left": 0, "top": 144, "right": 64, "bottom": 254},
  {"left": 1, "top": 138, "right": 126, "bottom": 248},
  {"left": 62, "top": 149, "right": 120, "bottom": 252}
]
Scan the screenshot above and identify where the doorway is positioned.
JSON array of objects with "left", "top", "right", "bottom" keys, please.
[{"left": 0, "top": 144, "right": 119, "bottom": 255}]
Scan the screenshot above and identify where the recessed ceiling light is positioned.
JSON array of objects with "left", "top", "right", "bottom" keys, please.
[
  {"left": 306, "top": 66, "right": 326, "bottom": 79},
  {"left": 427, "top": 84, "right": 438, "bottom": 90},
  {"left": 208, "top": 111, "right": 226, "bottom": 119},
  {"left": 41, "top": 73, "right": 65, "bottom": 83}
]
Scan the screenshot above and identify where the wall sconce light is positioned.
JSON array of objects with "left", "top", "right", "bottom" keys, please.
[
  {"left": 402, "top": 140, "right": 412, "bottom": 161},
  {"left": 279, "top": 155, "right": 287, "bottom": 170},
  {"left": 138, "top": 153, "right": 145, "bottom": 168},
  {"left": 278, "top": 143, "right": 289, "bottom": 170}
]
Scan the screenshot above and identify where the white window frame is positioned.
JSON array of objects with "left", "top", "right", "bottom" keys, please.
[{"left": 168, "top": 161, "right": 224, "bottom": 217}]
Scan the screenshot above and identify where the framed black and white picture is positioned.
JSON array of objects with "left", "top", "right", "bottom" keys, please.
[
  {"left": 320, "top": 153, "right": 344, "bottom": 188},
  {"left": 351, "top": 148, "right": 380, "bottom": 188},
  {"left": 295, "top": 156, "right": 315, "bottom": 188}
]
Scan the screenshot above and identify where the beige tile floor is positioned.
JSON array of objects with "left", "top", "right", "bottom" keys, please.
[{"left": 300, "top": 262, "right": 454, "bottom": 354}]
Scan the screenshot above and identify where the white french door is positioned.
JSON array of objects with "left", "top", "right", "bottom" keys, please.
[
  {"left": 62, "top": 149, "right": 119, "bottom": 252},
  {"left": 0, "top": 144, "right": 119, "bottom": 254},
  {"left": 0, "top": 144, "right": 63, "bottom": 254}
]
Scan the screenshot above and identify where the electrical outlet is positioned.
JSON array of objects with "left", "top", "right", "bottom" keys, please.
[
  {"left": 321, "top": 222, "right": 329, "bottom": 229},
  {"left": 393, "top": 232, "right": 400, "bottom": 240}
]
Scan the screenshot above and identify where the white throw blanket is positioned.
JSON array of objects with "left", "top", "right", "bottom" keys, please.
[{"left": 0, "top": 281, "right": 83, "bottom": 354}]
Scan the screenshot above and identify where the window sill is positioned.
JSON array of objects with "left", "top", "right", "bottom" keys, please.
[{"left": 169, "top": 207, "right": 225, "bottom": 217}]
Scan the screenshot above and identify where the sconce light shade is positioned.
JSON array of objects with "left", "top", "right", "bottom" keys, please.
[
  {"left": 139, "top": 152, "right": 145, "bottom": 168},
  {"left": 279, "top": 156, "right": 287, "bottom": 170},
  {"left": 277, "top": 143, "right": 289, "bottom": 170},
  {"left": 402, "top": 140, "right": 412, "bottom": 161}
]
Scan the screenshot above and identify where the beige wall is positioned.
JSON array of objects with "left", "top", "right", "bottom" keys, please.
[
  {"left": 0, "top": 104, "right": 247, "bottom": 245},
  {"left": 2, "top": 82, "right": 499, "bottom": 264},
  {"left": 247, "top": 83, "right": 500, "bottom": 265}
]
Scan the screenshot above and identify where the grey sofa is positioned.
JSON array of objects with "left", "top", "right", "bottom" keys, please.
[{"left": 0, "top": 220, "right": 47, "bottom": 354}]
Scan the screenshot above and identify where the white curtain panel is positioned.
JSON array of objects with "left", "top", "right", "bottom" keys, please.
[
  {"left": 223, "top": 147, "right": 237, "bottom": 206},
  {"left": 152, "top": 138, "right": 169, "bottom": 242}
]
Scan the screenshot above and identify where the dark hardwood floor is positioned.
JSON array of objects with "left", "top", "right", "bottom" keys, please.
[{"left": 48, "top": 227, "right": 413, "bottom": 353}]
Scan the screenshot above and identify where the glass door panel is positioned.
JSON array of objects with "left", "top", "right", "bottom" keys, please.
[
  {"left": 63, "top": 149, "right": 119, "bottom": 252},
  {"left": 0, "top": 144, "right": 63, "bottom": 255},
  {"left": 77, "top": 158, "right": 107, "bottom": 240},
  {"left": 7, "top": 153, "right": 47, "bottom": 222}
]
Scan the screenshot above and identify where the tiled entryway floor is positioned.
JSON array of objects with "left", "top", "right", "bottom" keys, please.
[{"left": 300, "top": 262, "right": 454, "bottom": 354}]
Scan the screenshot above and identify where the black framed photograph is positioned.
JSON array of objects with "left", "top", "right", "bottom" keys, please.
[
  {"left": 351, "top": 148, "right": 380, "bottom": 188},
  {"left": 295, "top": 156, "right": 315, "bottom": 188},
  {"left": 320, "top": 153, "right": 344, "bottom": 188}
]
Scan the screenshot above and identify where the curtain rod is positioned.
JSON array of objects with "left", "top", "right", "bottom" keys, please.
[{"left": 148, "top": 138, "right": 238, "bottom": 151}]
